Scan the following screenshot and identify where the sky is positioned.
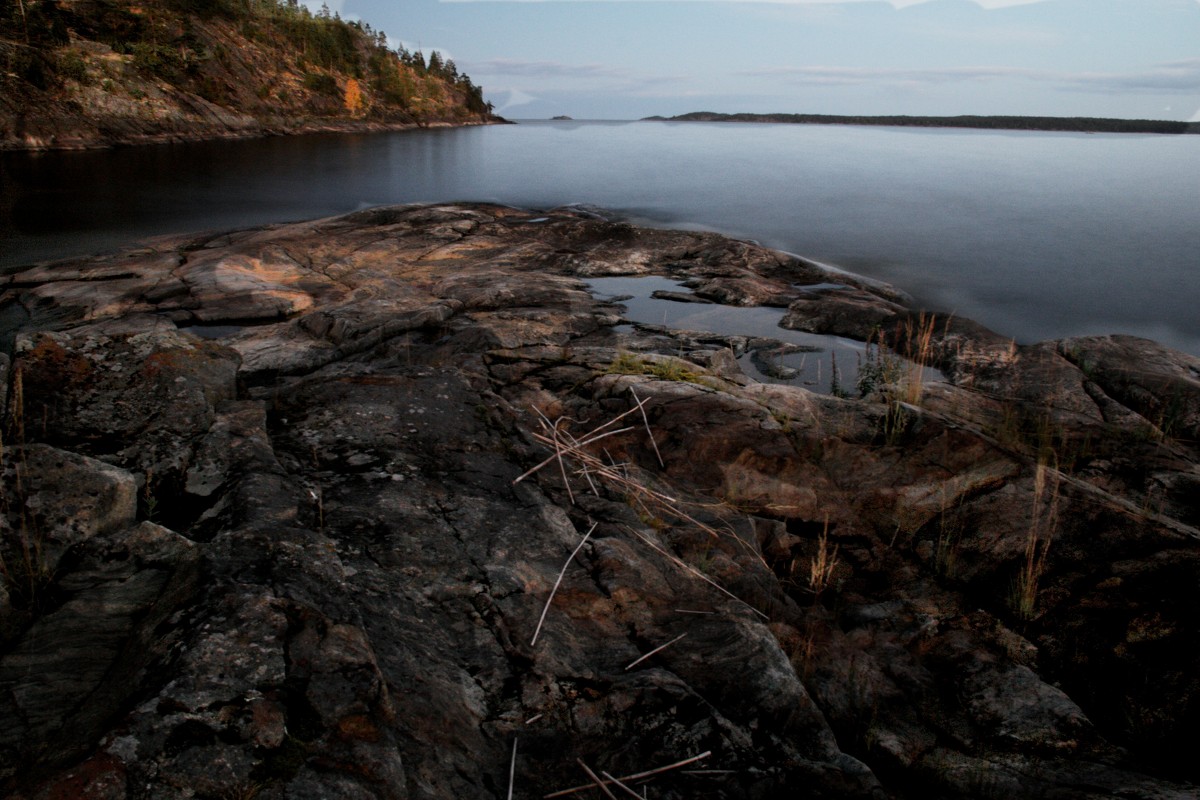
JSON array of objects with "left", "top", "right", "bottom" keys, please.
[{"left": 304, "top": 0, "right": 1200, "bottom": 120}]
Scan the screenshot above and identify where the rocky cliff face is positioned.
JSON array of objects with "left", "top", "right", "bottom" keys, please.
[
  {"left": 0, "top": 0, "right": 498, "bottom": 150},
  {"left": 1, "top": 204, "right": 1198, "bottom": 799}
]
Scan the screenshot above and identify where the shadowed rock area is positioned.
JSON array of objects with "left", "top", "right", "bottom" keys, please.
[{"left": 1, "top": 203, "right": 1198, "bottom": 799}]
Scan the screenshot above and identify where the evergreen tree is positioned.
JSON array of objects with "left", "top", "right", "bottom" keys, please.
[{"left": 426, "top": 49, "right": 443, "bottom": 76}]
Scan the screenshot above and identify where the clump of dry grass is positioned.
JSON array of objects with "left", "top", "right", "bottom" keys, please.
[
  {"left": 808, "top": 517, "right": 840, "bottom": 599},
  {"left": 1011, "top": 457, "right": 1061, "bottom": 621}
]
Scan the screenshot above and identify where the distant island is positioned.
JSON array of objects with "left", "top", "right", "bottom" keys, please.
[
  {"left": 644, "top": 112, "right": 1200, "bottom": 135},
  {"left": 551, "top": 115, "right": 574, "bottom": 120}
]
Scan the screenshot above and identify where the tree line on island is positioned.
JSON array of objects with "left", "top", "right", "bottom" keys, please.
[
  {"left": 1, "top": 0, "right": 497, "bottom": 148},
  {"left": 646, "top": 111, "right": 1199, "bottom": 135}
]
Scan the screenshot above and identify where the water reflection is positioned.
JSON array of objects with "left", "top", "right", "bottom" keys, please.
[{"left": 586, "top": 276, "right": 941, "bottom": 396}]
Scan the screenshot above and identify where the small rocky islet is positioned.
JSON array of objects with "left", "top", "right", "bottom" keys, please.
[{"left": 1, "top": 203, "right": 1198, "bottom": 799}]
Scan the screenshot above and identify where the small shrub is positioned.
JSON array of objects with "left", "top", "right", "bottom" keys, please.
[
  {"left": 856, "top": 341, "right": 904, "bottom": 398},
  {"left": 56, "top": 50, "right": 90, "bottom": 84}
]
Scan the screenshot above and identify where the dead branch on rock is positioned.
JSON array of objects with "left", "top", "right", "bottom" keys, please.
[
  {"left": 629, "top": 527, "right": 769, "bottom": 621},
  {"left": 544, "top": 751, "right": 712, "bottom": 798},
  {"left": 530, "top": 522, "right": 597, "bottom": 646},
  {"left": 624, "top": 633, "right": 687, "bottom": 671},
  {"left": 601, "top": 771, "right": 644, "bottom": 799},
  {"left": 575, "top": 759, "right": 619, "bottom": 800},
  {"left": 507, "top": 738, "right": 518, "bottom": 800},
  {"left": 515, "top": 393, "right": 732, "bottom": 545},
  {"left": 517, "top": 392, "right": 771, "bottom": 632}
]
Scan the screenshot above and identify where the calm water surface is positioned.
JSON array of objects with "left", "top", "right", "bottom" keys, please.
[{"left": 2, "top": 121, "right": 1197, "bottom": 355}]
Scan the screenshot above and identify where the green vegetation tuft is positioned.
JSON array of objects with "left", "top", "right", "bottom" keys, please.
[{"left": 607, "top": 352, "right": 702, "bottom": 383}]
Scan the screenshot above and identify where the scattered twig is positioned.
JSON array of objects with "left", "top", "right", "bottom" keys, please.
[
  {"left": 601, "top": 771, "right": 644, "bottom": 799},
  {"left": 576, "top": 759, "right": 619, "bottom": 800},
  {"left": 524, "top": 713, "right": 543, "bottom": 725},
  {"left": 507, "top": 738, "right": 518, "bottom": 800},
  {"left": 530, "top": 523, "right": 597, "bottom": 646},
  {"left": 544, "top": 751, "right": 712, "bottom": 798},
  {"left": 513, "top": 405, "right": 637, "bottom": 486},
  {"left": 627, "top": 528, "right": 768, "bottom": 620},
  {"left": 625, "top": 633, "right": 687, "bottom": 671},
  {"left": 673, "top": 609, "right": 715, "bottom": 615},
  {"left": 681, "top": 770, "right": 736, "bottom": 775},
  {"left": 629, "top": 387, "right": 664, "bottom": 467}
]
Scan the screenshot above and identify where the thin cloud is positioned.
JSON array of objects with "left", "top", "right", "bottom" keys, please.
[
  {"left": 491, "top": 88, "right": 540, "bottom": 113},
  {"left": 467, "top": 58, "right": 692, "bottom": 91},
  {"left": 741, "top": 61, "right": 1200, "bottom": 95},
  {"left": 469, "top": 58, "right": 631, "bottom": 79},
  {"left": 741, "top": 65, "right": 1042, "bottom": 85},
  {"left": 440, "top": 0, "right": 1044, "bottom": 6},
  {"left": 1062, "top": 60, "right": 1200, "bottom": 95}
]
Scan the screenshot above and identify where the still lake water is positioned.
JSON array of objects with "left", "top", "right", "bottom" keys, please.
[{"left": 2, "top": 120, "right": 1197, "bottom": 355}]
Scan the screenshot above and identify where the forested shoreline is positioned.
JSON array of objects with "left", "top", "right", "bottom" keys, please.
[
  {"left": 0, "top": 0, "right": 500, "bottom": 149},
  {"left": 648, "top": 111, "right": 1198, "bottom": 135}
]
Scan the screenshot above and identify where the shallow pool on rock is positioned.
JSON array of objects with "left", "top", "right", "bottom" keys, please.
[{"left": 586, "top": 275, "right": 942, "bottom": 396}]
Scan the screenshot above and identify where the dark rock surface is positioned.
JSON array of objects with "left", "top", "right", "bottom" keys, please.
[{"left": 1, "top": 204, "right": 1197, "bottom": 799}]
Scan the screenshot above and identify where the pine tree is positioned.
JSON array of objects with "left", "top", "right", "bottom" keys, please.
[{"left": 427, "top": 50, "right": 443, "bottom": 76}]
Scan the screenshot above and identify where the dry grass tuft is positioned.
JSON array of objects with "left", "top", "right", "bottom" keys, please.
[
  {"left": 1011, "top": 457, "right": 1061, "bottom": 621},
  {"left": 808, "top": 517, "right": 840, "bottom": 599}
]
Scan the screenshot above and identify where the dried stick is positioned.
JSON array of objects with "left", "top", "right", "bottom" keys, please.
[
  {"left": 629, "top": 387, "right": 664, "bottom": 467},
  {"left": 576, "top": 759, "right": 619, "bottom": 800},
  {"left": 530, "top": 523, "right": 596, "bottom": 646},
  {"left": 544, "top": 751, "right": 712, "bottom": 798},
  {"left": 507, "top": 739, "right": 518, "bottom": 800},
  {"left": 533, "top": 408, "right": 575, "bottom": 505},
  {"left": 601, "top": 771, "right": 644, "bottom": 799},
  {"left": 625, "top": 633, "right": 687, "bottom": 671},
  {"left": 628, "top": 528, "right": 768, "bottom": 620},
  {"left": 514, "top": 395, "right": 652, "bottom": 487},
  {"left": 514, "top": 425, "right": 636, "bottom": 485}
]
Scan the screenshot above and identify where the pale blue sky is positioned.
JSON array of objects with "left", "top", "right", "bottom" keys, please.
[{"left": 307, "top": 0, "right": 1200, "bottom": 120}]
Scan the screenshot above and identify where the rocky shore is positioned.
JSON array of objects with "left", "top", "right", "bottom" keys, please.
[{"left": 1, "top": 204, "right": 1197, "bottom": 799}]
